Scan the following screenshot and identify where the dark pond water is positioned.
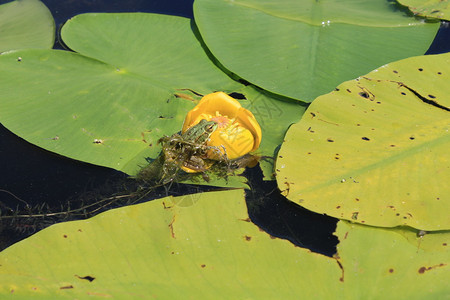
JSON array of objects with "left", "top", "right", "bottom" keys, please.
[{"left": 0, "top": 0, "right": 449, "bottom": 255}]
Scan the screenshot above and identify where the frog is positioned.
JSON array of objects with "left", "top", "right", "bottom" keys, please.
[
  {"left": 157, "top": 119, "right": 219, "bottom": 182},
  {"left": 182, "top": 119, "right": 217, "bottom": 146}
]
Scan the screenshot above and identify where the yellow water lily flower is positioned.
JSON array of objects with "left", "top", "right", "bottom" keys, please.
[{"left": 182, "top": 92, "right": 262, "bottom": 161}]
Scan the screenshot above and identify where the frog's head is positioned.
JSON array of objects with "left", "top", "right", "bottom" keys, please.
[
  {"left": 183, "top": 119, "right": 218, "bottom": 143},
  {"left": 202, "top": 119, "right": 218, "bottom": 136}
]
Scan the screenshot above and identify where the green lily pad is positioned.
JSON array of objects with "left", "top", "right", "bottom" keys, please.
[
  {"left": 391, "top": 226, "right": 450, "bottom": 252},
  {"left": 397, "top": 0, "right": 450, "bottom": 21},
  {"left": 0, "top": 0, "right": 54, "bottom": 52},
  {"left": 276, "top": 52, "right": 450, "bottom": 230},
  {"left": 194, "top": 0, "right": 439, "bottom": 102},
  {"left": 0, "top": 13, "right": 305, "bottom": 184},
  {"left": 0, "top": 190, "right": 448, "bottom": 298},
  {"left": 334, "top": 221, "right": 449, "bottom": 299}
]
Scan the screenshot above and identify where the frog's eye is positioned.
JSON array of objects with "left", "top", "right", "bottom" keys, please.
[{"left": 206, "top": 124, "right": 216, "bottom": 132}]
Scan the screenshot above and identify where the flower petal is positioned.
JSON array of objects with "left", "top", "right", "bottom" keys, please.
[{"left": 235, "top": 107, "right": 262, "bottom": 152}]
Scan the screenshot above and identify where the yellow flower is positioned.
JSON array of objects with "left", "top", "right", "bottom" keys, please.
[{"left": 182, "top": 92, "right": 262, "bottom": 160}]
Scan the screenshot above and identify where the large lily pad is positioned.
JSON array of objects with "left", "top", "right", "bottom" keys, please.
[
  {"left": 397, "top": 0, "right": 450, "bottom": 21},
  {"left": 276, "top": 52, "right": 450, "bottom": 230},
  {"left": 0, "top": 0, "right": 54, "bottom": 52},
  {"left": 0, "top": 13, "right": 305, "bottom": 183},
  {"left": 0, "top": 189, "right": 448, "bottom": 298},
  {"left": 194, "top": 0, "right": 439, "bottom": 102}
]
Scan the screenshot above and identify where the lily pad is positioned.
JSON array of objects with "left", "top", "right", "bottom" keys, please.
[
  {"left": 0, "top": 13, "right": 305, "bottom": 184},
  {"left": 276, "top": 52, "right": 450, "bottom": 230},
  {"left": 0, "top": 0, "right": 54, "bottom": 52},
  {"left": 0, "top": 189, "right": 448, "bottom": 298},
  {"left": 397, "top": 0, "right": 450, "bottom": 21},
  {"left": 194, "top": 0, "right": 439, "bottom": 102}
]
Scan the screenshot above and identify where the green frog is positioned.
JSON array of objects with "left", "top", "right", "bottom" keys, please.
[
  {"left": 158, "top": 119, "right": 218, "bottom": 180},
  {"left": 137, "top": 119, "right": 259, "bottom": 184},
  {"left": 182, "top": 119, "right": 218, "bottom": 146}
]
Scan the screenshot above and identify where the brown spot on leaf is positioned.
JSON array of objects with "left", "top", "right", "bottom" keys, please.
[
  {"left": 327, "top": 138, "right": 334, "bottom": 142},
  {"left": 418, "top": 68, "right": 423, "bottom": 72},
  {"left": 428, "top": 95, "right": 436, "bottom": 99},
  {"left": 336, "top": 260, "right": 344, "bottom": 282},
  {"left": 244, "top": 235, "right": 252, "bottom": 241},
  {"left": 162, "top": 201, "right": 173, "bottom": 209},
  {"left": 168, "top": 216, "right": 176, "bottom": 239},
  {"left": 361, "top": 137, "right": 370, "bottom": 141},
  {"left": 346, "top": 89, "right": 352, "bottom": 93},
  {"left": 63, "top": 235, "right": 68, "bottom": 238},
  {"left": 140, "top": 132, "right": 147, "bottom": 143},
  {"left": 389, "top": 268, "right": 394, "bottom": 273},
  {"left": 417, "top": 263, "right": 446, "bottom": 274},
  {"left": 60, "top": 285, "right": 74, "bottom": 290},
  {"left": 174, "top": 93, "right": 195, "bottom": 101},
  {"left": 201, "top": 264, "right": 206, "bottom": 268}
]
